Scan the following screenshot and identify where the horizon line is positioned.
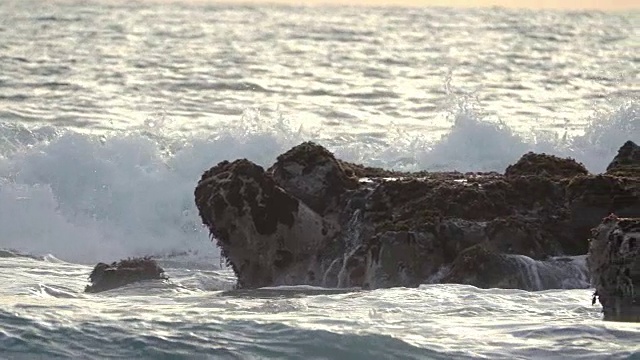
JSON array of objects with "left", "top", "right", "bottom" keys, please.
[{"left": 132, "top": 0, "right": 640, "bottom": 11}]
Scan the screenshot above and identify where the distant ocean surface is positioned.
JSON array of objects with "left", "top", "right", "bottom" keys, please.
[{"left": 0, "top": 1, "right": 638, "bottom": 358}]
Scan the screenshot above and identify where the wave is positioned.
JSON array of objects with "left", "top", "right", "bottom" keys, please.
[
  {"left": 0, "top": 310, "right": 441, "bottom": 360},
  {"left": 0, "top": 100, "right": 636, "bottom": 264}
]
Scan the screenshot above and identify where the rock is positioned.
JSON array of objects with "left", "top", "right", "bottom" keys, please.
[
  {"left": 565, "top": 141, "right": 640, "bottom": 255},
  {"left": 588, "top": 215, "right": 640, "bottom": 322},
  {"left": 442, "top": 244, "right": 529, "bottom": 289},
  {"left": 442, "top": 244, "right": 589, "bottom": 290},
  {"left": 357, "top": 230, "right": 443, "bottom": 289},
  {"left": 194, "top": 141, "right": 639, "bottom": 291},
  {"left": 84, "top": 257, "right": 167, "bottom": 293},
  {"left": 606, "top": 141, "right": 640, "bottom": 177},
  {"left": 566, "top": 175, "right": 640, "bottom": 254},
  {"left": 194, "top": 159, "right": 337, "bottom": 288},
  {"left": 268, "top": 142, "right": 358, "bottom": 215},
  {"left": 505, "top": 152, "right": 588, "bottom": 178},
  {"left": 484, "top": 216, "right": 564, "bottom": 259},
  {"left": 437, "top": 218, "right": 487, "bottom": 263}
]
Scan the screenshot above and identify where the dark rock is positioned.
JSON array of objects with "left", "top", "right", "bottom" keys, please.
[
  {"left": 566, "top": 175, "right": 640, "bottom": 254},
  {"left": 484, "top": 216, "right": 564, "bottom": 259},
  {"left": 437, "top": 218, "right": 487, "bottom": 263},
  {"left": 442, "top": 244, "right": 531, "bottom": 289},
  {"left": 505, "top": 152, "right": 588, "bottom": 178},
  {"left": 194, "top": 141, "right": 639, "bottom": 292},
  {"left": 442, "top": 244, "right": 589, "bottom": 290},
  {"left": 588, "top": 214, "right": 640, "bottom": 322},
  {"left": 84, "top": 257, "right": 167, "bottom": 293},
  {"left": 268, "top": 142, "right": 358, "bottom": 215},
  {"left": 194, "top": 158, "right": 337, "bottom": 289},
  {"left": 358, "top": 230, "right": 443, "bottom": 289},
  {"left": 606, "top": 141, "right": 640, "bottom": 177}
]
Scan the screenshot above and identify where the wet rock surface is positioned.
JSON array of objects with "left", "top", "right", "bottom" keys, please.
[
  {"left": 194, "top": 141, "right": 639, "bottom": 291},
  {"left": 194, "top": 158, "right": 336, "bottom": 288},
  {"left": 505, "top": 152, "right": 588, "bottom": 178},
  {"left": 588, "top": 215, "right": 640, "bottom": 322},
  {"left": 85, "top": 257, "right": 167, "bottom": 293},
  {"left": 268, "top": 141, "right": 358, "bottom": 215}
]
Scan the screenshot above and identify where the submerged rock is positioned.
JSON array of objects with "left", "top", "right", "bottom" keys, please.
[
  {"left": 588, "top": 215, "right": 640, "bottom": 322},
  {"left": 194, "top": 140, "right": 639, "bottom": 291},
  {"left": 84, "top": 257, "right": 167, "bottom": 293}
]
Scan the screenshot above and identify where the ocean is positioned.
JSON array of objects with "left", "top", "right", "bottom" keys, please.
[{"left": 0, "top": 0, "right": 638, "bottom": 358}]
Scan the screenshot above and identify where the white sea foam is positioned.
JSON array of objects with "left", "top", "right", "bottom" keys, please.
[{"left": 0, "top": 100, "right": 637, "bottom": 263}]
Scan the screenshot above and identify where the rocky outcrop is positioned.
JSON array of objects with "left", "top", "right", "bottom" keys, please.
[
  {"left": 505, "top": 152, "right": 588, "bottom": 178},
  {"left": 588, "top": 215, "right": 640, "bottom": 322},
  {"left": 606, "top": 140, "right": 640, "bottom": 177},
  {"left": 84, "top": 257, "right": 167, "bottom": 293},
  {"left": 194, "top": 158, "right": 338, "bottom": 288},
  {"left": 194, "top": 141, "right": 639, "bottom": 291}
]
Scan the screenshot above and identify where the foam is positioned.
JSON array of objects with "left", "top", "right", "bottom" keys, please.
[{"left": 0, "top": 100, "right": 636, "bottom": 263}]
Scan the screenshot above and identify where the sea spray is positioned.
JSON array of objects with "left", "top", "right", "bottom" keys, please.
[{"left": 0, "top": 101, "right": 637, "bottom": 262}]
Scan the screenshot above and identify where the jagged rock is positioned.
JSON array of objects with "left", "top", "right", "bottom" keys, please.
[
  {"left": 194, "top": 159, "right": 337, "bottom": 288},
  {"left": 588, "top": 215, "right": 640, "bottom": 322},
  {"left": 606, "top": 141, "right": 640, "bottom": 177},
  {"left": 194, "top": 140, "right": 639, "bottom": 291},
  {"left": 505, "top": 152, "right": 588, "bottom": 178},
  {"left": 84, "top": 257, "right": 167, "bottom": 293},
  {"left": 268, "top": 142, "right": 358, "bottom": 215}
]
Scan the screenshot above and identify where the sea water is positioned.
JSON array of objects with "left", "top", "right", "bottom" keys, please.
[{"left": 0, "top": 1, "right": 638, "bottom": 358}]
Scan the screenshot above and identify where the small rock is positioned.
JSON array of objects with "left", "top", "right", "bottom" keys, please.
[{"left": 85, "top": 257, "right": 167, "bottom": 293}]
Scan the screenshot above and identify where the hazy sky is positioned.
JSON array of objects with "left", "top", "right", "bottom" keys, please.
[{"left": 169, "top": 0, "right": 639, "bottom": 10}]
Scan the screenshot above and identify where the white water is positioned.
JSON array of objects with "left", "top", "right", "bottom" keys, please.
[
  {"left": 1, "top": 254, "right": 638, "bottom": 359},
  {"left": 1, "top": 101, "right": 637, "bottom": 264}
]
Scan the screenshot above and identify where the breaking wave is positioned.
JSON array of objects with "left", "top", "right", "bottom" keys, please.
[{"left": 0, "top": 100, "right": 637, "bottom": 263}]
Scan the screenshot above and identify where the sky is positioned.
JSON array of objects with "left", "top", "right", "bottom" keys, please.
[{"left": 165, "top": 0, "right": 639, "bottom": 10}]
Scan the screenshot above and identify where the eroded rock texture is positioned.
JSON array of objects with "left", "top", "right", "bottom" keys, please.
[
  {"left": 606, "top": 140, "right": 640, "bottom": 177},
  {"left": 504, "top": 152, "right": 588, "bottom": 178},
  {"left": 84, "top": 257, "right": 167, "bottom": 293},
  {"left": 194, "top": 158, "right": 337, "bottom": 288},
  {"left": 268, "top": 141, "right": 358, "bottom": 215},
  {"left": 588, "top": 215, "right": 640, "bottom": 322},
  {"left": 194, "top": 141, "right": 639, "bottom": 291}
]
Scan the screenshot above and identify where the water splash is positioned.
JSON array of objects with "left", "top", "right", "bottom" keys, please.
[{"left": 0, "top": 99, "right": 637, "bottom": 263}]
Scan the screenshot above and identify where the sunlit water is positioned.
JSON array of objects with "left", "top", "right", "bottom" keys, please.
[{"left": 0, "top": 1, "right": 638, "bottom": 358}]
